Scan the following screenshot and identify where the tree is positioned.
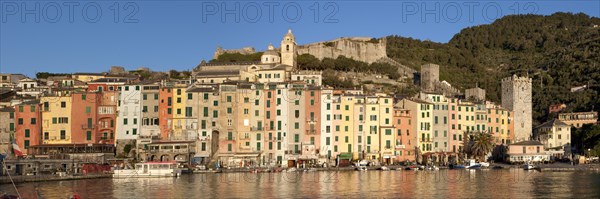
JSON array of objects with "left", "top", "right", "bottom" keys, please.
[{"left": 465, "top": 132, "right": 495, "bottom": 162}]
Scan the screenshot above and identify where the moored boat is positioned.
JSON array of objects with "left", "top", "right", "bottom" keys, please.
[
  {"left": 523, "top": 163, "right": 536, "bottom": 170},
  {"left": 113, "top": 161, "right": 181, "bottom": 178}
]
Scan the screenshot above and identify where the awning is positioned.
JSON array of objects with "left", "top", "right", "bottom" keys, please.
[
  {"left": 194, "top": 154, "right": 209, "bottom": 158},
  {"left": 338, "top": 153, "right": 352, "bottom": 160}
]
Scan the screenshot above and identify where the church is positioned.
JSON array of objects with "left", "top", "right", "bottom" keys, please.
[{"left": 193, "top": 29, "right": 322, "bottom": 86}]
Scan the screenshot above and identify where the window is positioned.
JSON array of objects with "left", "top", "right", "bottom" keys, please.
[
  {"left": 124, "top": 118, "right": 128, "bottom": 125},
  {"left": 60, "top": 130, "right": 66, "bottom": 139},
  {"left": 18, "top": 118, "right": 23, "bottom": 125},
  {"left": 86, "top": 131, "right": 92, "bottom": 140},
  {"left": 30, "top": 118, "right": 36, "bottom": 124},
  {"left": 25, "top": 129, "right": 30, "bottom": 137},
  {"left": 61, "top": 102, "right": 66, "bottom": 108}
]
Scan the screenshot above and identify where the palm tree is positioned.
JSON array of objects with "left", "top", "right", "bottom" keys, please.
[{"left": 468, "top": 132, "right": 495, "bottom": 162}]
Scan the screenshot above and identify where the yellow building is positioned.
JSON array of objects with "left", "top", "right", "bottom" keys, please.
[
  {"left": 378, "top": 96, "right": 395, "bottom": 164},
  {"left": 339, "top": 95, "right": 356, "bottom": 157},
  {"left": 364, "top": 96, "right": 380, "bottom": 160},
  {"left": 452, "top": 100, "right": 476, "bottom": 153},
  {"left": 171, "top": 84, "right": 189, "bottom": 139},
  {"left": 397, "top": 98, "right": 433, "bottom": 153},
  {"left": 41, "top": 95, "right": 72, "bottom": 144}
]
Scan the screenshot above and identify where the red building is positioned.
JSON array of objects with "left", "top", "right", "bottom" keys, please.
[
  {"left": 14, "top": 101, "right": 42, "bottom": 154},
  {"left": 159, "top": 86, "right": 173, "bottom": 140},
  {"left": 97, "top": 91, "right": 118, "bottom": 144}
]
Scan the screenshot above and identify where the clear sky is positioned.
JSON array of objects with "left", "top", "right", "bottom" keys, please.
[{"left": 1, "top": 0, "right": 599, "bottom": 77}]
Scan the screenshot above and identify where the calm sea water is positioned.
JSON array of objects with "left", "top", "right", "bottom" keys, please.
[{"left": 2, "top": 169, "right": 600, "bottom": 198}]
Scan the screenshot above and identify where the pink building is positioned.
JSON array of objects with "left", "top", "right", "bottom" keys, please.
[{"left": 394, "top": 108, "right": 415, "bottom": 162}]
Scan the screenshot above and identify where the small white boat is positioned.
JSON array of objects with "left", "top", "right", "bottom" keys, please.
[
  {"left": 479, "top": 162, "right": 490, "bottom": 167},
  {"left": 380, "top": 166, "right": 390, "bottom": 171},
  {"left": 355, "top": 160, "right": 368, "bottom": 171},
  {"left": 523, "top": 163, "right": 536, "bottom": 170},
  {"left": 113, "top": 161, "right": 181, "bottom": 178}
]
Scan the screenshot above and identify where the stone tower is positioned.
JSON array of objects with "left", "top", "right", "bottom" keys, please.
[
  {"left": 501, "top": 74, "right": 532, "bottom": 142},
  {"left": 420, "top": 64, "right": 439, "bottom": 92},
  {"left": 281, "top": 29, "right": 297, "bottom": 68}
]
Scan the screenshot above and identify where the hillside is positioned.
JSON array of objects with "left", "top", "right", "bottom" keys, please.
[
  {"left": 387, "top": 12, "right": 600, "bottom": 124},
  {"left": 209, "top": 13, "right": 600, "bottom": 124}
]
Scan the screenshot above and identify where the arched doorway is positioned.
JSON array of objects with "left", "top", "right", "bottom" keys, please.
[
  {"left": 174, "top": 154, "right": 187, "bottom": 162},
  {"left": 160, "top": 154, "right": 170, "bottom": 162}
]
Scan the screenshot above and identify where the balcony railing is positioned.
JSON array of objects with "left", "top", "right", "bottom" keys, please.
[
  {"left": 250, "top": 126, "right": 263, "bottom": 131},
  {"left": 306, "top": 129, "right": 317, "bottom": 134},
  {"left": 420, "top": 138, "right": 432, "bottom": 142},
  {"left": 81, "top": 125, "right": 95, "bottom": 130}
]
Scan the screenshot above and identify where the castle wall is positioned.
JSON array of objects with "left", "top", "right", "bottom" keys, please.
[{"left": 297, "top": 37, "right": 387, "bottom": 64}]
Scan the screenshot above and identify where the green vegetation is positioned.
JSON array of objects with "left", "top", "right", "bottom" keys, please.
[
  {"left": 297, "top": 54, "right": 400, "bottom": 79},
  {"left": 36, "top": 72, "right": 71, "bottom": 79},
  {"left": 464, "top": 132, "right": 495, "bottom": 162},
  {"left": 210, "top": 52, "right": 263, "bottom": 63},
  {"left": 169, "top": 70, "right": 192, "bottom": 79},
  {"left": 572, "top": 124, "right": 600, "bottom": 157},
  {"left": 386, "top": 12, "right": 600, "bottom": 124}
]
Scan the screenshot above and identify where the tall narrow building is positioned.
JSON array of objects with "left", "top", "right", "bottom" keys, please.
[{"left": 501, "top": 75, "right": 532, "bottom": 142}]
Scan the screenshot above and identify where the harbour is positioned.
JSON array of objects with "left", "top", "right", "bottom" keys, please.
[{"left": 2, "top": 168, "right": 600, "bottom": 198}]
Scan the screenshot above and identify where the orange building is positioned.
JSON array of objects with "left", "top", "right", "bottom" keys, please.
[
  {"left": 14, "top": 101, "right": 42, "bottom": 154},
  {"left": 393, "top": 108, "right": 415, "bottom": 162},
  {"left": 159, "top": 86, "right": 173, "bottom": 140},
  {"left": 70, "top": 92, "right": 100, "bottom": 143}
]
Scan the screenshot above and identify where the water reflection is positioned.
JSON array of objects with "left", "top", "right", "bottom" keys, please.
[{"left": 1, "top": 169, "right": 599, "bottom": 198}]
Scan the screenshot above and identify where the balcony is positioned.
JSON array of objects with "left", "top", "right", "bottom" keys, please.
[
  {"left": 41, "top": 107, "right": 51, "bottom": 112},
  {"left": 81, "top": 125, "right": 95, "bottom": 130},
  {"left": 306, "top": 129, "right": 317, "bottom": 135},
  {"left": 250, "top": 126, "right": 263, "bottom": 131},
  {"left": 420, "top": 138, "right": 432, "bottom": 142}
]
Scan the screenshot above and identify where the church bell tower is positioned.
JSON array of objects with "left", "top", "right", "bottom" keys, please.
[{"left": 280, "top": 29, "right": 297, "bottom": 69}]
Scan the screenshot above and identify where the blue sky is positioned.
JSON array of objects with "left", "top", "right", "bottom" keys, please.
[{"left": 1, "top": 0, "right": 599, "bottom": 77}]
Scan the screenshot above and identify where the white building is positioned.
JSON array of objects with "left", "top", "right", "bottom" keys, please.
[
  {"left": 534, "top": 119, "right": 571, "bottom": 158},
  {"left": 116, "top": 84, "right": 142, "bottom": 140}
]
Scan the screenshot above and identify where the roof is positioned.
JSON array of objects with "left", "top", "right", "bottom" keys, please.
[
  {"left": 187, "top": 86, "right": 218, "bottom": 93},
  {"left": 90, "top": 78, "right": 130, "bottom": 83},
  {"left": 536, "top": 119, "right": 569, "bottom": 129},
  {"left": 262, "top": 49, "right": 279, "bottom": 56},
  {"left": 194, "top": 70, "right": 240, "bottom": 77},
  {"left": 510, "top": 140, "right": 544, "bottom": 146},
  {"left": 0, "top": 106, "right": 14, "bottom": 112},
  {"left": 73, "top": 72, "right": 106, "bottom": 76},
  {"left": 259, "top": 64, "right": 290, "bottom": 71}
]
